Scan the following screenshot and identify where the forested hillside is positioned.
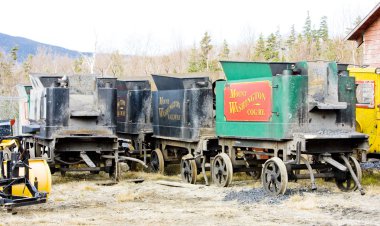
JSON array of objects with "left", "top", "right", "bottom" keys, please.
[{"left": 0, "top": 13, "right": 362, "bottom": 96}]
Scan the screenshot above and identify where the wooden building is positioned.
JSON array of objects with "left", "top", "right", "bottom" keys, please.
[{"left": 346, "top": 3, "right": 380, "bottom": 67}]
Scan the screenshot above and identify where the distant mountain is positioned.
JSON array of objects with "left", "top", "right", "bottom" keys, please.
[{"left": 0, "top": 33, "right": 91, "bottom": 62}]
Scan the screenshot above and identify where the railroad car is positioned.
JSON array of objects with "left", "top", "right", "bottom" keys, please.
[
  {"left": 14, "top": 62, "right": 369, "bottom": 195},
  {"left": 19, "top": 74, "right": 120, "bottom": 177},
  {"left": 116, "top": 78, "right": 154, "bottom": 167},
  {"left": 215, "top": 61, "right": 368, "bottom": 194},
  {"left": 349, "top": 67, "right": 380, "bottom": 158},
  {"left": 150, "top": 74, "right": 219, "bottom": 184}
]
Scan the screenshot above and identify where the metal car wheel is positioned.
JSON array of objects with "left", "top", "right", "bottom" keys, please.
[
  {"left": 262, "top": 157, "right": 288, "bottom": 195},
  {"left": 180, "top": 154, "right": 197, "bottom": 184},
  {"left": 212, "top": 153, "right": 233, "bottom": 187},
  {"left": 335, "top": 156, "right": 362, "bottom": 191},
  {"left": 150, "top": 148, "right": 164, "bottom": 174}
]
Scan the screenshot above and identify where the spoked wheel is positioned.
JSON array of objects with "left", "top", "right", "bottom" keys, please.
[
  {"left": 150, "top": 148, "right": 164, "bottom": 174},
  {"left": 262, "top": 157, "right": 288, "bottom": 195},
  {"left": 335, "top": 156, "right": 362, "bottom": 191},
  {"left": 212, "top": 153, "right": 233, "bottom": 187},
  {"left": 180, "top": 154, "right": 197, "bottom": 184}
]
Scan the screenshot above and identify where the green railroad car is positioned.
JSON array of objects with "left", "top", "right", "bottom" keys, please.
[{"left": 213, "top": 61, "right": 368, "bottom": 195}]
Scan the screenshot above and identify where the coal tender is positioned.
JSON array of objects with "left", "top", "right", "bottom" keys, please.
[
  {"left": 215, "top": 61, "right": 368, "bottom": 195},
  {"left": 21, "top": 74, "right": 120, "bottom": 178},
  {"left": 151, "top": 74, "right": 219, "bottom": 184},
  {"left": 116, "top": 78, "right": 154, "bottom": 167}
]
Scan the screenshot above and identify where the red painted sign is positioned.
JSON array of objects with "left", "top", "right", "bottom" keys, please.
[{"left": 224, "top": 81, "right": 272, "bottom": 121}]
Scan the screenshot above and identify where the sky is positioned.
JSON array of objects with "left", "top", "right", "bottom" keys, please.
[{"left": 0, "top": 0, "right": 378, "bottom": 55}]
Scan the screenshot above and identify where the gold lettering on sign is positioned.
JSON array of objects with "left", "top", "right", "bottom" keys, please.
[
  {"left": 229, "top": 89, "right": 247, "bottom": 98},
  {"left": 117, "top": 99, "right": 126, "bottom": 117},
  {"left": 159, "top": 97, "right": 170, "bottom": 105},
  {"left": 158, "top": 96, "right": 181, "bottom": 121},
  {"left": 228, "top": 92, "right": 266, "bottom": 114}
]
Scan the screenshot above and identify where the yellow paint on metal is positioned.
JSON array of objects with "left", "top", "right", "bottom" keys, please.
[
  {"left": 349, "top": 67, "right": 380, "bottom": 154},
  {"left": 1, "top": 159, "right": 52, "bottom": 198},
  {"left": 0, "top": 139, "right": 18, "bottom": 150},
  {"left": 0, "top": 138, "right": 52, "bottom": 198},
  {"left": 14, "top": 159, "right": 52, "bottom": 197}
]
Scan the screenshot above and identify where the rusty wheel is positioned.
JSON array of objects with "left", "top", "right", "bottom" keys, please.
[
  {"left": 180, "top": 154, "right": 197, "bottom": 184},
  {"left": 335, "top": 156, "right": 362, "bottom": 191},
  {"left": 150, "top": 148, "right": 164, "bottom": 174},
  {"left": 262, "top": 157, "right": 288, "bottom": 195},
  {"left": 212, "top": 153, "right": 233, "bottom": 187}
]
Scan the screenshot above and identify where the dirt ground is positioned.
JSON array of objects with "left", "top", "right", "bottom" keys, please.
[{"left": 2, "top": 170, "right": 380, "bottom": 226}]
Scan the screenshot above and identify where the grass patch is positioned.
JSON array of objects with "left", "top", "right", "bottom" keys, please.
[
  {"left": 52, "top": 172, "right": 108, "bottom": 184},
  {"left": 362, "top": 169, "right": 380, "bottom": 186},
  {"left": 115, "top": 192, "right": 142, "bottom": 202},
  {"left": 233, "top": 172, "right": 257, "bottom": 181},
  {"left": 83, "top": 186, "right": 98, "bottom": 191},
  {"left": 164, "top": 164, "right": 181, "bottom": 175},
  {"left": 122, "top": 170, "right": 179, "bottom": 181}
]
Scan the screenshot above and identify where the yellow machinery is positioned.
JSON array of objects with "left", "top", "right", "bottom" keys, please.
[
  {"left": 0, "top": 119, "right": 51, "bottom": 211},
  {"left": 349, "top": 67, "right": 380, "bottom": 157}
]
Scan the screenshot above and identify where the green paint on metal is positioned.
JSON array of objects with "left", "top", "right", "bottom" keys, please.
[
  {"left": 220, "top": 61, "right": 274, "bottom": 80},
  {"left": 220, "top": 61, "right": 298, "bottom": 81},
  {"left": 328, "top": 61, "right": 338, "bottom": 75},
  {"left": 337, "top": 76, "right": 356, "bottom": 127},
  {"left": 216, "top": 76, "right": 307, "bottom": 140},
  {"left": 217, "top": 60, "right": 357, "bottom": 141}
]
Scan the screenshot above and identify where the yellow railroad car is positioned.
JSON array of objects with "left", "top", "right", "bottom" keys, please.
[{"left": 349, "top": 67, "right": 380, "bottom": 157}]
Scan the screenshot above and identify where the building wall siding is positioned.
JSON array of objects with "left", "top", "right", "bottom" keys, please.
[{"left": 364, "top": 17, "right": 380, "bottom": 67}]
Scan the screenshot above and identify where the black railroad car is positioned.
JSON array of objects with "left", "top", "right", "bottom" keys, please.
[
  {"left": 21, "top": 74, "right": 120, "bottom": 177},
  {"left": 150, "top": 74, "right": 219, "bottom": 184},
  {"left": 116, "top": 78, "right": 154, "bottom": 166}
]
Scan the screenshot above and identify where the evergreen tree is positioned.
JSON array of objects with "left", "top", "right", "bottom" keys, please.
[
  {"left": 187, "top": 44, "right": 199, "bottom": 72},
  {"left": 219, "top": 39, "right": 230, "bottom": 60},
  {"left": 286, "top": 24, "right": 296, "bottom": 48},
  {"left": 312, "top": 25, "right": 321, "bottom": 58},
  {"left": 254, "top": 33, "right": 265, "bottom": 60},
  {"left": 275, "top": 27, "right": 283, "bottom": 61},
  {"left": 199, "top": 32, "right": 213, "bottom": 71},
  {"left": 303, "top": 11, "right": 312, "bottom": 43},
  {"left": 264, "top": 33, "right": 279, "bottom": 61},
  {"left": 319, "top": 16, "right": 329, "bottom": 41}
]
